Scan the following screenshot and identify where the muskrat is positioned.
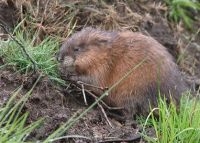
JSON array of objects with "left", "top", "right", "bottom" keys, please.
[{"left": 57, "top": 27, "right": 187, "bottom": 118}]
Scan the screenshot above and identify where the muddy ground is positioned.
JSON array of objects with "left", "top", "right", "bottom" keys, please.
[{"left": 0, "top": 0, "right": 200, "bottom": 143}]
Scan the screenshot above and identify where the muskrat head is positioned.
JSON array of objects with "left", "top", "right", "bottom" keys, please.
[{"left": 57, "top": 27, "right": 115, "bottom": 80}]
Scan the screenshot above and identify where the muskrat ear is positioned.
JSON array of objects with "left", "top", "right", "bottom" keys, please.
[{"left": 95, "top": 39, "right": 110, "bottom": 47}]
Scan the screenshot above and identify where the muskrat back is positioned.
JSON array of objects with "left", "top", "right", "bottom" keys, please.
[{"left": 57, "top": 27, "right": 187, "bottom": 117}]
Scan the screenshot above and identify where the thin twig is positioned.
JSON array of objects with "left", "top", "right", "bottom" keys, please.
[
  {"left": 98, "top": 102, "right": 113, "bottom": 128},
  {"left": 97, "top": 134, "right": 141, "bottom": 143},
  {"left": 0, "top": 23, "right": 37, "bottom": 72},
  {"left": 49, "top": 135, "right": 92, "bottom": 142},
  {"left": 81, "top": 83, "right": 88, "bottom": 105},
  {"left": 77, "top": 81, "right": 108, "bottom": 91},
  {"left": 84, "top": 89, "right": 123, "bottom": 110},
  {"left": 43, "top": 0, "right": 50, "bottom": 20}
]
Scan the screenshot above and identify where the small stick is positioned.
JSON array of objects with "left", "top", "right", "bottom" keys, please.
[
  {"left": 85, "top": 89, "right": 123, "bottom": 110},
  {"left": 81, "top": 83, "right": 88, "bottom": 105},
  {"left": 97, "top": 134, "right": 141, "bottom": 143},
  {"left": 77, "top": 81, "right": 108, "bottom": 91},
  {"left": 49, "top": 135, "right": 92, "bottom": 142},
  {"left": 98, "top": 102, "right": 113, "bottom": 128},
  {"left": 0, "top": 23, "right": 37, "bottom": 72}
]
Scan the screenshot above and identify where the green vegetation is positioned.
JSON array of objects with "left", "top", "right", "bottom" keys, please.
[
  {"left": 165, "top": 0, "right": 200, "bottom": 28},
  {"left": 0, "top": 0, "right": 200, "bottom": 142},
  {"left": 0, "top": 76, "right": 78, "bottom": 143},
  {"left": 1, "top": 28, "right": 200, "bottom": 143},
  {"left": 1, "top": 82, "right": 198, "bottom": 142},
  {"left": 0, "top": 30, "right": 64, "bottom": 84},
  {"left": 140, "top": 93, "right": 200, "bottom": 143},
  {"left": 0, "top": 78, "right": 42, "bottom": 143}
]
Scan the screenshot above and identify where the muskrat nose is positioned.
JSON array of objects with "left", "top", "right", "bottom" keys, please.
[
  {"left": 63, "top": 56, "right": 75, "bottom": 67},
  {"left": 56, "top": 52, "right": 63, "bottom": 62}
]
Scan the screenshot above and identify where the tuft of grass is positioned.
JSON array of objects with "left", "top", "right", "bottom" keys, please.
[
  {"left": 140, "top": 93, "right": 200, "bottom": 143},
  {"left": 0, "top": 77, "right": 43, "bottom": 143},
  {"left": 0, "top": 29, "right": 64, "bottom": 84},
  {"left": 165, "top": 0, "right": 200, "bottom": 28}
]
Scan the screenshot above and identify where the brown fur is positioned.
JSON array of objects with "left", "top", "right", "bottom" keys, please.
[{"left": 57, "top": 27, "right": 187, "bottom": 117}]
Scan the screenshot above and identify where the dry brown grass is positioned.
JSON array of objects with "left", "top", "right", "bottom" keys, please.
[{"left": 10, "top": 0, "right": 147, "bottom": 43}]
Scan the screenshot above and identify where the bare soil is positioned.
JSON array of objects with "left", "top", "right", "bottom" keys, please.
[{"left": 0, "top": 0, "right": 199, "bottom": 142}]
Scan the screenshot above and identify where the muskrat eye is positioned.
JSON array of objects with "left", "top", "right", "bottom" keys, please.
[
  {"left": 74, "top": 46, "right": 86, "bottom": 53},
  {"left": 74, "top": 46, "right": 81, "bottom": 52}
]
